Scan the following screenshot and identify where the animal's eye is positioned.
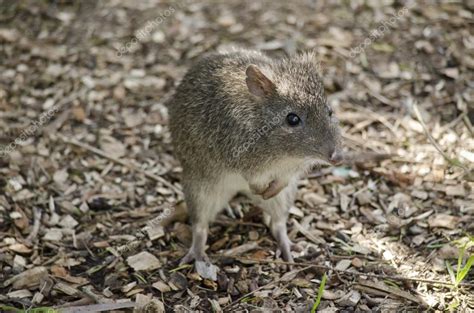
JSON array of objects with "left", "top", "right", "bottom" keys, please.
[
  {"left": 286, "top": 113, "right": 301, "bottom": 126},
  {"left": 328, "top": 106, "right": 333, "bottom": 117}
]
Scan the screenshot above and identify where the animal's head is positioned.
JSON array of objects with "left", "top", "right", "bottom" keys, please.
[{"left": 245, "top": 53, "right": 343, "bottom": 165}]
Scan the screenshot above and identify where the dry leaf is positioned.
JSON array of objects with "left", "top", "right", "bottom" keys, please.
[{"left": 127, "top": 252, "right": 161, "bottom": 271}]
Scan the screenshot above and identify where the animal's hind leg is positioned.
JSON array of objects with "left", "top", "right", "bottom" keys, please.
[{"left": 180, "top": 181, "right": 231, "bottom": 264}]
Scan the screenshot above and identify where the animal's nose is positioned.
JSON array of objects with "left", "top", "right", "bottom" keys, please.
[{"left": 329, "top": 150, "right": 343, "bottom": 165}]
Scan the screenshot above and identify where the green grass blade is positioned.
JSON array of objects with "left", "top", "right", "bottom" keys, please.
[
  {"left": 456, "top": 255, "right": 474, "bottom": 286},
  {"left": 0, "top": 305, "right": 21, "bottom": 313},
  {"left": 446, "top": 261, "right": 456, "bottom": 285},
  {"left": 456, "top": 245, "right": 465, "bottom": 279},
  {"left": 0, "top": 306, "right": 58, "bottom": 313},
  {"left": 311, "top": 273, "right": 327, "bottom": 313}
]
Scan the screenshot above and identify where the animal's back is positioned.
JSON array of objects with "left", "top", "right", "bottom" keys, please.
[{"left": 168, "top": 49, "right": 272, "bottom": 173}]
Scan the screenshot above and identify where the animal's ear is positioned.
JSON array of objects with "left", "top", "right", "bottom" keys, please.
[{"left": 245, "top": 64, "right": 276, "bottom": 98}]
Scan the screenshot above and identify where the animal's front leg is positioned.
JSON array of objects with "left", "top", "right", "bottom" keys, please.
[
  {"left": 254, "top": 180, "right": 298, "bottom": 261},
  {"left": 250, "top": 179, "right": 287, "bottom": 200},
  {"left": 180, "top": 222, "right": 209, "bottom": 264}
]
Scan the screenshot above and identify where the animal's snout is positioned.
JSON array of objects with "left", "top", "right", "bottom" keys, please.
[{"left": 329, "top": 149, "right": 343, "bottom": 165}]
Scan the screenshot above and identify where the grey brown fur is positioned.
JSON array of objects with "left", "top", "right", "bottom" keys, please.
[{"left": 168, "top": 48, "right": 342, "bottom": 266}]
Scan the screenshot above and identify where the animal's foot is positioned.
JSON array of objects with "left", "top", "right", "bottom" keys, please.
[
  {"left": 279, "top": 240, "right": 294, "bottom": 262},
  {"left": 180, "top": 249, "right": 218, "bottom": 280},
  {"left": 224, "top": 204, "right": 243, "bottom": 219},
  {"left": 180, "top": 249, "right": 210, "bottom": 265}
]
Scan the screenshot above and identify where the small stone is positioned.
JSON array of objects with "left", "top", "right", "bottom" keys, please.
[
  {"left": 351, "top": 257, "right": 363, "bottom": 268},
  {"left": 152, "top": 31, "right": 165, "bottom": 43},
  {"left": 248, "top": 231, "right": 259, "bottom": 241}
]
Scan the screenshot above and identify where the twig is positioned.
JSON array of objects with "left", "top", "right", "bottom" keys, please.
[
  {"left": 364, "top": 88, "right": 398, "bottom": 108},
  {"left": 342, "top": 133, "right": 380, "bottom": 151},
  {"left": 222, "top": 241, "right": 260, "bottom": 257},
  {"left": 412, "top": 102, "right": 469, "bottom": 172},
  {"left": 57, "top": 302, "right": 137, "bottom": 313},
  {"left": 342, "top": 151, "right": 394, "bottom": 164},
  {"left": 222, "top": 265, "right": 313, "bottom": 310},
  {"left": 463, "top": 114, "right": 474, "bottom": 136},
  {"left": 360, "top": 106, "right": 398, "bottom": 136},
  {"left": 356, "top": 280, "right": 421, "bottom": 304},
  {"left": 292, "top": 218, "right": 324, "bottom": 245},
  {"left": 440, "top": 111, "right": 466, "bottom": 133},
  {"left": 219, "top": 256, "right": 474, "bottom": 288},
  {"left": 25, "top": 207, "right": 42, "bottom": 246},
  {"left": 57, "top": 134, "right": 183, "bottom": 197}
]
